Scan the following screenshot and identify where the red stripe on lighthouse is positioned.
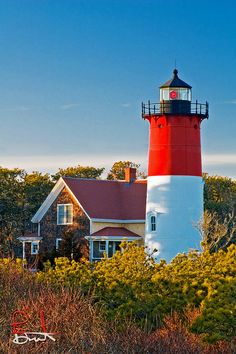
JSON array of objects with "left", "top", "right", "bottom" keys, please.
[{"left": 147, "top": 114, "right": 202, "bottom": 177}]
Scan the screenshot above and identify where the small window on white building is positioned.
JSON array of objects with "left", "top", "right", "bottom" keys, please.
[
  {"left": 31, "top": 242, "right": 39, "bottom": 255},
  {"left": 57, "top": 204, "right": 73, "bottom": 225},
  {"left": 99, "top": 241, "right": 106, "bottom": 252},
  {"left": 56, "top": 238, "right": 62, "bottom": 250},
  {"left": 150, "top": 215, "right": 156, "bottom": 232}
]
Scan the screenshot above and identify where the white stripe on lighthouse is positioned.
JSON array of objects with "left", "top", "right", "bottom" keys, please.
[{"left": 145, "top": 175, "right": 203, "bottom": 262}]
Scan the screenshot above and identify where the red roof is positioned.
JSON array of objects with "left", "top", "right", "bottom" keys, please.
[
  {"left": 63, "top": 177, "right": 147, "bottom": 220},
  {"left": 91, "top": 227, "right": 141, "bottom": 237}
]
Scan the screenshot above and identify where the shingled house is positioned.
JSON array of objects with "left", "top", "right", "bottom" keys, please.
[{"left": 19, "top": 168, "right": 146, "bottom": 264}]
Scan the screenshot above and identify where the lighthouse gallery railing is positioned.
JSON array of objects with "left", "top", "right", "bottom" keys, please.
[{"left": 142, "top": 101, "right": 209, "bottom": 119}]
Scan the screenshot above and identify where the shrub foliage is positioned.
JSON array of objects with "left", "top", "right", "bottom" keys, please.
[
  {"left": 0, "top": 255, "right": 233, "bottom": 353},
  {"left": 37, "top": 242, "right": 236, "bottom": 344}
]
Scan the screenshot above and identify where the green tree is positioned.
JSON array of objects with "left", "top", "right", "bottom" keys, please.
[
  {"left": 203, "top": 173, "right": 236, "bottom": 217},
  {"left": 0, "top": 167, "right": 25, "bottom": 257},
  {"left": 22, "top": 171, "right": 54, "bottom": 232},
  {"left": 53, "top": 165, "right": 105, "bottom": 182},
  {"left": 107, "top": 161, "right": 146, "bottom": 180},
  {"left": 0, "top": 168, "right": 54, "bottom": 256},
  {"left": 202, "top": 174, "right": 236, "bottom": 251},
  {"left": 197, "top": 210, "right": 236, "bottom": 252}
]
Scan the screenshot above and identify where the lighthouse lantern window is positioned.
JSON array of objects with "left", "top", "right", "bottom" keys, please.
[
  {"left": 161, "top": 88, "right": 169, "bottom": 101},
  {"left": 160, "top": 88, "right": 191, "bottom": 101},
  {"left": 178, "top": 88, "right": 191, "bottom": 101}
]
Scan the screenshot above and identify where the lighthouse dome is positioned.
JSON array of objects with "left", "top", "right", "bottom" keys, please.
[{"left": 160, "top": 69, "right": 192, "bottom": 89}]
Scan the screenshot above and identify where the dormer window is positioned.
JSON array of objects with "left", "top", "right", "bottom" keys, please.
[{"left": 57, "top": 204, "right": 73, "bottom": 225}]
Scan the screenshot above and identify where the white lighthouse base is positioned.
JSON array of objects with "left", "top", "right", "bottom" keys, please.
[{"left": 145, "top": 175, "right": 203, "bottom": 263}]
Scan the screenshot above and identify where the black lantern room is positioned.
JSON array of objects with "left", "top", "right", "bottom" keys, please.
[
  {"left": 141, "top": 69, "right": 208, "bottom": 119},
  {"left": 160, "top": 69, "right": 192, "bottom": 114}
]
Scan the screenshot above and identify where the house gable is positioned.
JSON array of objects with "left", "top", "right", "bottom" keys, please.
[
  {"left": 40, "top": 186, "right": 90, "bottom": 259},
  {"left": 31, "top": 177, "right": 65, "bottom": 223},
  {"left": 31, "top": 177, "right": 91, "bottom": 223}
]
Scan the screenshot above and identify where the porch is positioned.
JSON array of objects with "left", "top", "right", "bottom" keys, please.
[
  {"left": 85, "top": 227, "right": 142, "bottom": 262},
  {"left": 17, "top": 233, "right": 42, "bottom": 269}
]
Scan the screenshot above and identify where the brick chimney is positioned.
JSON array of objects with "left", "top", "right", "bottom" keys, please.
[{"left": 124, "top": 167, "right": 136, "bottom": 183}]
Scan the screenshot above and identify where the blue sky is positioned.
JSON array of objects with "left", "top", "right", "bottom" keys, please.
[{"left": 0, "top": 0, "right": 236, "bottom": 178}]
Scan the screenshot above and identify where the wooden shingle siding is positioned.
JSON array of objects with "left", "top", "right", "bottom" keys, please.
[{"left": 40, "top": 187, "right": 90, "bottom": 261}]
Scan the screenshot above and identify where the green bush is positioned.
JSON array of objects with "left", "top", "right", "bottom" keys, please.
[{"left": 37, "top": 242, "right": 236, "bottom": 343}]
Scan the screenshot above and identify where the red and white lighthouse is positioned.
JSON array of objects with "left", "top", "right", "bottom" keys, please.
[{"left": 142, "top": 69, "right": 208, "bottom": 262}]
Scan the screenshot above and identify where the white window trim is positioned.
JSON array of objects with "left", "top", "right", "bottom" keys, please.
[
  {"left": 31, "top": 242, "right": 39, "bottom": 255},
  {"left": 150, "top": 215, "right": 156, "bottom": 232},
  {"left": 147, "top": 211, "right": 158, "bottom": 233},
  {"left": 99, "top": 241, "right": 106, "bottom": 252},
  {"left": 92, "top": 240, "right": 128, "bottom": 261},
  {"left": 57, "top": 204, "right": 73, "bottom": 225},
  {"left": 56, "top": 238, "right": 62, "bottom": 250}
]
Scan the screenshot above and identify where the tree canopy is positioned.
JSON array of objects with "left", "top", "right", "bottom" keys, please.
[
  {"left": 0, "top": 164, "right": 235, "bottom": 256},
  {"left": 107, "top": 161, "right": 146, "bottom": 180},
  {"left": 202, "top": 174, "right": 236, "bottom": 251},
  {"left": 0, "top": 168, "right": 53, "bottom": 256},
  {"left": 0, "top": 167, "right": 25, "bottom": 256},
  {"left": 203, "top": 173, "right": 236, "bottom": 217},
  {"left": 53, "top": 165, "right": 105, "bottom": 181}
]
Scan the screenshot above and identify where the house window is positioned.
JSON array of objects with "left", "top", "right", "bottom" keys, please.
[
  {"left": 31, "top": 242, "right": 39, "bottom": 255},
  {"left": 56, "top": 238, "right": 62, "bottom": 250},
  {"left": 108, "top": 241, "right": 121, "bottom": 258},
  {"left": 150, "top": 215, "right": 156, "bottom": 232},
  {"left": 99, "top": 241, "right": 106, "bottom": 252},
  {"left": 57, "top": 204, "right": 73, "bottom": 225},
  {"left": 92, "top": 240, "right": 122, "bottom": 260}
]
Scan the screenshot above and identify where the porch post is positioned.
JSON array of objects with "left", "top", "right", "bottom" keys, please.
[
  {"left": 90, "top": 238, "right": 93, "bottom": 262},
  {"left": 105, "top": 240, "right": 109, "bottom": 257},
  {"left": 22, "top": 241, "right": 25, "bottom": 261}
]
